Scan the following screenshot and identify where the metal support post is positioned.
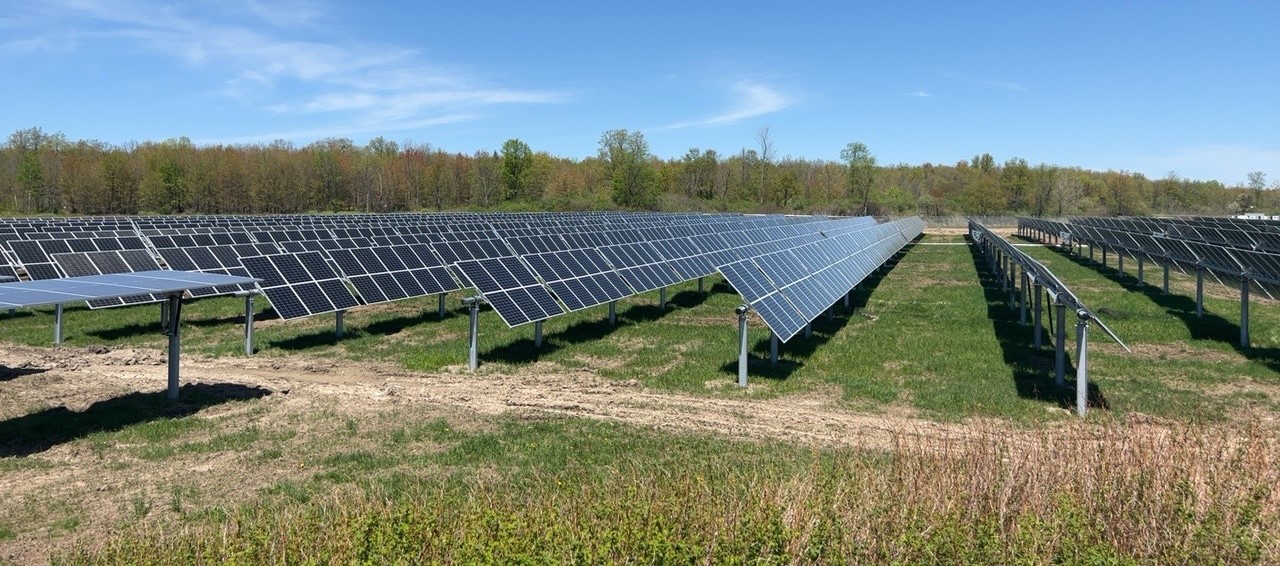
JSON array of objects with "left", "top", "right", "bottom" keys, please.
[
  {"left": 160, "top": 301, "right": 169, "bottom": 331},
  {"left": 769, "top": 331, "right": 778, "bottom": 366},
  {"left": 736, "top": 305, "right": 749, "bottom": 387},
  {"left": 1089, "top": 243, "right": 1094, "bottom": 261},
  {"left": 1117, "top": 252, "right": 1124, "bottom": 275},
  {"left": 335, "top": 310, "right": 345, "bottom": 338},
  {"left": 1163, "top": 263, "right": 1170, "bottom": 294},
  {"left": 54, "top": 303, "right": 64, "bottom": 345},
  {"left": 165, "top": 294, "right": 183, "bottom": 401},
  {"left": 659, "top": 287, "right": 667, "bottom": 310},
  {"left": 1008, "top": 264, "right": 1017, "bottom": 309},
  {"left": 1054, "top": 302, "right": 1067, "bottom": 387},
  {"left": 843, "top": 292, "right": 850, "bottom": 310},
  {"left": 698, "top": 277, "right": 704, "bottom": 293},
  {"left": 439, "top": 293, "right": 446, "bottom": 318},
  {"left": 827, "top": 305, "right": 835, "bottom": 321},
  {"left": 1241, "top": 278, "right": 1250, "bottom": 348},
  {"left": 804, "top": 322, "right": 812, "bottom": 338},
  {"left": 464, "top": 297, "right": 480, "bottom": 371},
  {"left": 1102, "top": 245, "right": 1108, "bottom": 267},
  {"left": 534, "top": 320, "right": 543, "bottom": 348},
  {"left": 1019, "top": 271, "right": 1029, "bottom": 325},
  {"left": 1196, "top": 267, "right": 1204, "bottom": 317},
  {"left": 608, "top": 301, "right": 617, "bottom": 326},
  {"left": 1075, "top": 317, "right": 1090, "bottom": 417},
  {"left": 1033, "top": 284, "right": 1043, "bottom": 348},
  {"left": 1137, "top": 256, "right": 1145, "bottom": 285},
  {"left": 244, "top": 294, "right": 254, "bottom": 356}
]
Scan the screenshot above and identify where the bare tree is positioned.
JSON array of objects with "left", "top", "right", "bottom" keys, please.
[{"left": 756, "top": 125, "right": 774, "bottom": 204}]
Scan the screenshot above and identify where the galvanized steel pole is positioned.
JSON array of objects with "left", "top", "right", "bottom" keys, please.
[
  {"left": 1075, "top": 317, "right": 1089, "bottom": 417},
  {"left": 736, "top": 305, "right": 749, "bottom": 387}
]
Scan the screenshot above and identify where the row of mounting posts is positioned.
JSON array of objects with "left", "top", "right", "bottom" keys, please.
[
  {"left": 459, "top": 281, "right": 686, "bottom": 372},
  {"left": 983, "top": 226, "right": 1091, "bottom": 416},
  {"left": 1047, "top": 227, "right": 1251, "bottom": 350}
]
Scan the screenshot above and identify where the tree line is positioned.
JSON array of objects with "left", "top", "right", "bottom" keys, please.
[{"left": 1, "top": 126, "right": 1264, "bottom": 217}]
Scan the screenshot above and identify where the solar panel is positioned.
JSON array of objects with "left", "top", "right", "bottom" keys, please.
[
  {"left": 241, "top": 251, "right": 360, "bottom": 320},
  {"left": 455, "top": 257, "right": 564, "bottom": 326},
  {"left": 0, "top": 271, "right": 260, "bottom": 309},
  {"left": 51, "top": 250, "right": 166, "bottom": 308}
]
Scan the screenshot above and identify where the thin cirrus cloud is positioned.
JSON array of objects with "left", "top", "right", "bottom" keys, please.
[
  {"left": 943, "top": 71, "right": 1026, "bottom": 91},
  {"left": 656, "top": 81, "right": 793, "bottom": 130},
  {"left": 907, "top": 89, "right": 935, "bottom": 98},
  {"left": 6, "top": 0, "right": 565, "bottom": 139}
]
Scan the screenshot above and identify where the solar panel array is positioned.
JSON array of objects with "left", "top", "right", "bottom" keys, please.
[
  {"left": 1018, "top": 216, "right": 1280, "bottom": 297},
  {"left": 718, "top": 218, "right": 925, "bottom": 342},
  {"left": 0, "top": 213, "right": 919, "bottom": 329}
]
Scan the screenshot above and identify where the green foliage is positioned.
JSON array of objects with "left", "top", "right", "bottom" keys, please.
[
  {"left": 840, "top": 141, "right": 876, "bottom": 214},
  {"left": 0, "top": 126, "right": 1253, "bottom": 216},
  {"left": 599, "top": 129, "right": 659, "bottom": 209},
  {"left": 500, "top": 138, "right": 534, "bottom": 201}
]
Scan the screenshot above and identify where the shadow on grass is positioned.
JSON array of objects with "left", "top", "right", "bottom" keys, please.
[
  {"left": 266, "top": 305, "right": 459, "bottom": 351},
  {"left": 481, "top": 285, "right": 719, "bottom": 365},
  {"left": 0, "top": 382, "right": 272, "bottom": 457},
  {"left": 716, "top": 242, "right": 917, "bottom": 382},
  {"left": 0, "top": 365, "right": 46, "bottom": 382},
  {"left": 967, "top": 238, "right": 1109, "bottom": 410},
  {"left": 1041, "top": 242, "right": 1280, "bottom": 372}
]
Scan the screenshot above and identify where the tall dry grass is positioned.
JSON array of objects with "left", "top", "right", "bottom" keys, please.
[{"left": 64, "top": 419, "right": 1279, "bottom": 564}]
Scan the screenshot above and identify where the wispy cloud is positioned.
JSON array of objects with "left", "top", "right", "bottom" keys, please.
[
  {"left": 5, "top": 0, "right": 565, "bottom": 141},
  {"left": 943, "top": 71, "right": 1026, "bottom": 91},
  {"left": 656, "top": 81, "right": 792, "bottom": 130},
  {"left": 906, "top": 89, "right": 935, "bottom": 98}
]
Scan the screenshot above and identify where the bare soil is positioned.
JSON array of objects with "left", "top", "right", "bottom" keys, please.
[{"left": 0, "top": 342, "right": 984, "bottom": 563}]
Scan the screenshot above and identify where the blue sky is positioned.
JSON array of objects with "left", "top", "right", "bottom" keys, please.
[{"left": 2, "top": 1, "right": 1277, "bottom": 185}]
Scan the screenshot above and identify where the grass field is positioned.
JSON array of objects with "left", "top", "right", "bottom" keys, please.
[{"left": 3, "top": 233, "right": 1280, "bottom": 563}]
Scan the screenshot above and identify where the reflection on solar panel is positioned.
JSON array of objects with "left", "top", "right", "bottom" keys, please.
[
  {"left": 241, "top": 251, "right": 360, "bottom": 320},
  {"left": 455, "top": 257, "right": 564, "bottom": 326},
  {"left": 51, "top": 250, "right": 165, "bottom": 308},
  {"left": 156, "top": 245, "right": 259, "bottom": 297},
  {"left": 0, "top": 271, "right": 260, "bottom": 308}
]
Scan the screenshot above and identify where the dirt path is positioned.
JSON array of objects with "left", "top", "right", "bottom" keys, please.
[{"left": 2, "top": 343, "right": 969, "bottom": 451}]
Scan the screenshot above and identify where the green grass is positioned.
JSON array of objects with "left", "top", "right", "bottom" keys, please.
[
  {"left": 5, "top": 233, "right": 1279, "bottom": 424},
  {"left": 49, "top": 411, "right": 1280, "bottom": 565}
]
